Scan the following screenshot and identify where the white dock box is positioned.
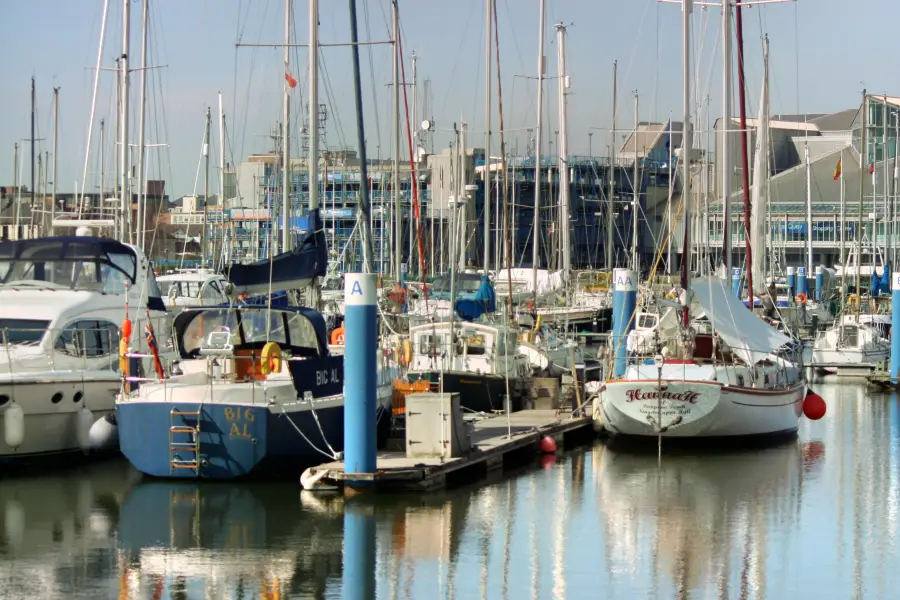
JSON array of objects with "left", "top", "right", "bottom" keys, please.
[{"left": 405, "top": 392, "right": 471, "bottom": 459}]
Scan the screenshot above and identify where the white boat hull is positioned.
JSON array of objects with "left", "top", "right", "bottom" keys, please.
[
  {"left": 596, "top": 378, "right": 805, "bottom": 438},
  {"left": 0, "top": 372, "right": 120, "bottom": 458}
]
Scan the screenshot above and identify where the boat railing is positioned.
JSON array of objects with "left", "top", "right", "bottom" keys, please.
[{"left": 1, "top": 326, "right": 121, "bottom": 374}]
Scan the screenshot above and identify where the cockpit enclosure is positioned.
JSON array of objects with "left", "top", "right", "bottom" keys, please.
[
  {"left": 0, "top": 236, "right": 166, "bottom": 311},
  {"left": 173, "top": 305, "right": 328, "bottom": 360}
]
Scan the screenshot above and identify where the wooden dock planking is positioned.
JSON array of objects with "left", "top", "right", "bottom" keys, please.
[{"left": 307, "top": 410, "right": 594, "bottom": 491}]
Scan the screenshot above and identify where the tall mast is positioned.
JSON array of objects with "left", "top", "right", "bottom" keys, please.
[
  {"left": 219, "top": 92, "right": 226, "bottom": 263},
  {"left": 607, "top": 61, "right": 617, "bottom": 271},
  {"left": 735, "top": 0, "right": 752, "bottom": 307},
  {"left": 531, "top": 0, "right": 545, "bottom": 299},
  {"left": 632, "top": 91, "right": 639, "bottom": 271},
  {"left": 805, "top": 140, "right": 813, "bottom": 276},
  {"left": 282, "top": 0, "right": 292, "bottom": 253},
  {"left": 555, "top": 23, "right": 571, "bottom": 278},
  {"left": 348, "top": 0, "right": 375, "bottom": 272},
  {"left": 13, "top": 143, "right": 19, "bottom": 238},
  {"left": 484, "top": 0, "right": 492, "bottom": 272},
  {"left": 856, "top": 90, "right": 866, "bottom": 320},
  {"left": 203, "top": 107, "right": 211, "bottom": 266},
  {"left": 51, "top": 87, "right": 59, "bottom": 236},
  {"left": 391, "top": 0, "right": 401, "bottom": 280},
  {"left": 136, "top": 0, "right": 149, "bottom": 251},
  {"left": 411, "top": 50, "right": 419, "bottom": 277},
  {"left": 120, "top": 0, "right": 131, "bottom": 242},
  {"left": 840, "top": 146, "right": 845, "bottom": 301},
  {"left": 99, "top": 119, "right": 105, "bottom": 209},
  {"left": 720, "top": 0, "right": 732, "bottom": 271},
  {"left": 680, "top": 0, "right": 693, "bottom": 300},
  {"left": 30, "top": 77, "right": 35, "bottom": 222}
]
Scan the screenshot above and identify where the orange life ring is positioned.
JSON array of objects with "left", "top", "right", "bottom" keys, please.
[
  {"left": 795, "top": 292, "right": 807, "bottom": 305},
  {"left": 330, "top": 326, "right": 346, "bottom": 346}
]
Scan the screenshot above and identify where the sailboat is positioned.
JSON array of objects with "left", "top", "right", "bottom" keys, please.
[
  {"left": 594, "top": 1, "right": 814, "bottom": 441},
  {"left": 114, "top": 0, "right": 395, "bottom": 479}
]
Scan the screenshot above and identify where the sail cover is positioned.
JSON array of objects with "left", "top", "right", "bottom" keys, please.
[
  {"left": 691, "top": 276, "right": 792, "bottom": 365},
  {"left": 227, "top": 210, "right": 328, "bottom": 296}
]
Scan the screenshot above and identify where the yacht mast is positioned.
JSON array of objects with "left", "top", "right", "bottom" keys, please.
[
  {"left": 119, "top": 0, "right": 131, "bottom": 242},
  {"left": 135, "top": 0, "right": 149, "bottom": 251},
  {"left": 632, "top": 91, "right": 639, "bottom": 271},
  {"left": 856, "top": 90, "right": 866, "bottom": 320},
  {"left": 203, "top": 107, "right": 211, "bottom": 265},
  {"left": 484, "top": 0, "right": 492, "bottom": 272},
  {"left": 555, "top": 23, "right": 571, "bottom": 279},
  {"left": 51, "top": 87, "right": 59, "bottom": 236},
  {"left": 531, "top": 0, "right": 545, "bottom": 300},
  {"left": 607, "top": 61, "right": 617, "bottom": 271},
  {"left": 218, "top": 92, "right": 226, "bottom": 265},
  {"left": 282, "top": 0, "right": 292, "bottom": 253},
  {"left": 680, "top": 0, "right": 693, "bottom": 306},
  {"left": 391, "top": 0, "right": 401, "bottom": 279},
  {"left": 720, "top": 0, "right": 732, "bottom": 271}
]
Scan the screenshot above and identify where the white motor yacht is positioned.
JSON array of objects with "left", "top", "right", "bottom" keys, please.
[
  {"left": 0, "top": 233, "right": 170, "bottom": 464},
  {"left": 157, "top": 269, "right": 230, "bottom": 312}
]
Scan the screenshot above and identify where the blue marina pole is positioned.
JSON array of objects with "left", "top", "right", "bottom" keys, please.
[
  {"left": 344, "top": 273, "right": 377, "bottom": 478},
  {"left": 612, "top": 269, "right": 637, "bottom": 378},
  {"left": 815, "top": 265, "right": 824, "bottom": 302},
  {"left": 732, "top": 267, "right": 742, "bottom": 298},
  {"left": 786, "top": 266, "right": 796, "bottom": 298},
  {"left": 342, "top": 501, "right": 377, "bottom": 600},
  {"left": 796, "top": 266, "right": 808, "bottom": 299},
  {"left": 891, "top": 272, "right": 900, "bottom": 378}
]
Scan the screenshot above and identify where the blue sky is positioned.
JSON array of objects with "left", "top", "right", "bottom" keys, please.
[{"left": 0, "top": 0, "right": 893, "bottom": 198}]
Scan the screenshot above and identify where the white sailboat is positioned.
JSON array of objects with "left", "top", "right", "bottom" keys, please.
[{"left": 594, "top": 0, "right": 810, "bottom": 440}]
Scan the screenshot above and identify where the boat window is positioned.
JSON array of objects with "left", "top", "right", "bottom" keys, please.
[
  {"left": 840, "top": 326, "right": 859, "bottom": 347},
  {"left": 638, "top": 315, "right": 658, "bottom": 329},
  {"left": 242, "top": 311, "right": 289, "bottom": 346},
  {"left": 181, "top": 310, "right": 241, "bottom": 354},
  {"left": 0, "top": 319, "right": 50, "bottom": 345},
  {"left": 465, "top": 333, "right": 487, "bottom": 356},
  {"left": 285, "top": 312, "right": 321, "bottom": 352},
  {"left": 419, "top": 333, "right": 442, "bottom": 355},
  {"left": 54, "top": 320, "right": 119, "bottom": 358}
]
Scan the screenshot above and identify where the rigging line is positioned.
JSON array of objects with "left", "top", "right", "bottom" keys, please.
[
  {"left": 619, "top": 0, "right": 653, "bottom": 108},
  {"left": 362, "top": 0, "right": 383, "bottom": 153},
  {"left": 233, "top": 0, "right": 272, "bottom": 176},
  {"left": 398, "top": 28, "right": 429, "bottom": 310},
  {"left": 436, "top": 0, "right": 479, "bottom": 119},
  {"left": 318, "top": 56, "right": 349, "bottom": 150}
]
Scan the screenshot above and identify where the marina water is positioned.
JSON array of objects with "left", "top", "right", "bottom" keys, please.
[{"left": 0, "top": 382, "right": 895, "bottom": 599}]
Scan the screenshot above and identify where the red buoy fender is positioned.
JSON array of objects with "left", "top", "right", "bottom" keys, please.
[
  {"left": 803, "top": 392, "right": 826, "bottom": 420},
  {"left": 539, "top": 436, "right": 558, "bottom": 454}
]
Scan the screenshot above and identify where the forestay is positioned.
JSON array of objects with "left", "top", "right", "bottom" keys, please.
[{"left": 691, "top": 276, "right": 791, "bottom": 365}]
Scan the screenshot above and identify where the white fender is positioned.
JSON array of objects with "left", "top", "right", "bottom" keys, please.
[
  {"left": 89, "top": 413, "right": 119, "bottom": 451},
  {"left": 76, "top": 406, "right": 94, "bottom": 452},
  {"left": 300, "top": 467, "right": 330, "bottom": 490},
  {"left": 4, "top": 401, "right": 24, "bottom": 449}
]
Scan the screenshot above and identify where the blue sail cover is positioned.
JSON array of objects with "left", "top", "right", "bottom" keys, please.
[
  {"left": 881, "top": 262, "right": 891, "bottom": 295},
  {"left": 226, "top": 210, "right": 327, "bottom": 296},
  {"left": 872, "top": 267, "right": 881, "bottom": 298},
  {"left": 455, "top": 276, "right": 496, "bottom": 321}
]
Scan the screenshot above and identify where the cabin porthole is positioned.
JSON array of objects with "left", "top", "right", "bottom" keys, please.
[
  {"left": 0, "top": 395, "right": 9, "bottom": 407},
  {"left": 51, "top": 393, "right": 64, "bottom": 404},
  {"left": 73, "top": 391, "right": 83, "bottom": 404}
]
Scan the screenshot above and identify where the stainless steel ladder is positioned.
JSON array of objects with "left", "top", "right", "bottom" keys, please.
[{"left": 169, "top": 408, "right": 201, "bottom": 474}]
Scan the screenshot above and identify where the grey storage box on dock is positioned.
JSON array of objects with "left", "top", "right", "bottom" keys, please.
[{"left": 405, "top": 392, "right": 471, "bottom": 459}]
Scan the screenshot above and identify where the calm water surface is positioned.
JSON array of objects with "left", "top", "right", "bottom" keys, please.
[{"left": 0, "top": 382, "right": 897, "bottom": 599}]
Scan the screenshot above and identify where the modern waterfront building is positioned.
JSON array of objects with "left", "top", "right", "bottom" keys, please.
[{"left": 710, "top": 95, "right": 900, "bottom": 271}]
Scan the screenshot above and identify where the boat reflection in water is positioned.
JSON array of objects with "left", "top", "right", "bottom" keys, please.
[
  {"left": 593, "top": 440, "right": 806, "bottom": 598},
  {"left": 116, "top": 482, "right": 347, "bottom": 598},
  {"left": 0, "top": 460, "right": 137, "bottom": 599}
]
